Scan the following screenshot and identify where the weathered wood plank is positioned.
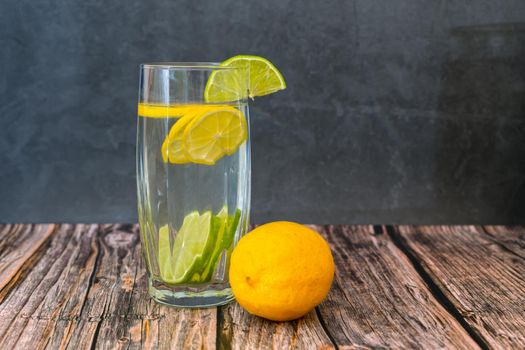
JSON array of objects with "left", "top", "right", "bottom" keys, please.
[
  {"left": 3, "top": 224, "right": 524, "bottom": 349},
  {"left": 0, "top": 224, "right": 218, "bottom": 349},
  {"left": 483, "top": 225, "right": 525, "bottom": 259},
  {"left": 157, "top": 306, "right": 216, "bottom": 350},
  {"left": 78, "top": 224, "right": 144, "bottom": 350},
  {"left": 316, "top": 225, "right": 479, "bottom": 349},
  {"left": 394, "top": 225, "right": 525, "bottom": 349},
  {"left": 92, "top": 224, "right": 216, "bottom": 350},
  {"left": 219, "top": 302, "right": 334, "bottom": 349},
  {"left": 0, "top": 225, "right": 99, "bottom": 349},
  {"left": 123, "top": 256, "right": 162, "bottom": 350},
  {"left": 0, "top": 224, "right": 56, "bottom": 292},
  {"left": 0, "top": 224, "right": 19, "bottom": 243},
  {"left": 124, "top": 274, "right": 216, "bottom": 350},
  {"left": 93, "top": 224, "right": 216, "bottom": 350}
]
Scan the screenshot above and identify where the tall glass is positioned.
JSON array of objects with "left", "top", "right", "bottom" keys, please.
[{"left": 136, "top": 63, "right": 251, "bottom": 307}]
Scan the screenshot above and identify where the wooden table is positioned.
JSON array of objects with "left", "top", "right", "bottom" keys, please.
[{"left": 0, "top": 225, "right": 524, "bottom": 349}]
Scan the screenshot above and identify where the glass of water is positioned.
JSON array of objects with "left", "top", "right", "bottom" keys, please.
[{"left": 136, "top": 63, "right": 251, "bottom": 307}]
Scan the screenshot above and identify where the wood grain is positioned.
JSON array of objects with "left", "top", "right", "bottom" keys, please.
[
  {"left": 394, "top": 225, "right": 525, "bottom": 349},
  {"left": 315, "top": 225, "right": 479, "bottom": 349},
  {"left": 88, "top": 224, "right": 216, "bottom": 350},
  {"left": 0, "top": 224, "right": 217, "bottom": 350},
  {"left": 0, "top": 224, "right": 56, "bottom": 292},
  {"left": 0, "top": 224, "right": 99, "bottom": 349},
  {"left": 1, "top": 224, "right": 524, "bottom": 349},
  {"left": 219, "top": 302, "right": 334, "bottom": 349},
  {"left": 483, "top": 225, "right": 525, "bottom": 259}
]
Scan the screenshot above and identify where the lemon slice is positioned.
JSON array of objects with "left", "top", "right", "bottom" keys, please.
[
  {"left": 204, "top": 55, "right": 286, "bottom": 102},
  {"left": 138, "top": 103, "right": 190, "bottom": 118},
  {"left": 160, "top": 113, "right": 196, "bottom": 163},
  {"left": 182, "top": 107, "right": 247, "bottom": 165},
  {"left": 161, "top": 104, "right": 238, "bottom": 164}
]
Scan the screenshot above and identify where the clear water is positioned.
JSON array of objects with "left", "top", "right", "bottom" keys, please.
[{"left": 136, "top": 103, "right": 250, "bottom": 305}]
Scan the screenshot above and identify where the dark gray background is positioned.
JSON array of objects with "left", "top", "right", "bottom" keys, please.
[{"left": 1, "top": 0, "right": 524, "bottom": 224}]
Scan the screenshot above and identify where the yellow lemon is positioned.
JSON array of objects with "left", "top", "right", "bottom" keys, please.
[{"left": 229, "top": 222, "right": 335, "bottom": 321}]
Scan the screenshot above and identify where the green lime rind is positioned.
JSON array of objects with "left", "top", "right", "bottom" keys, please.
[
  {"left": 198, "top": 207, "right": 228, "bottom": 282},
  {"left": 158, "top": 225, "right": 174, "bottom": 282},
  {"left": 200, "top": 208, "right": 241, "bottom": 282},
  {"left": 223, "top": 209, "right": 241, "bottom": 250},
  {"left": 204, "top": 55, "right": 286, "bottom": 103},
  {"left": 164, "top": 211, "right": 215, "bottom": 284},
  {"left": 157, "top": 208, "right": 241, "bottom": 284}
]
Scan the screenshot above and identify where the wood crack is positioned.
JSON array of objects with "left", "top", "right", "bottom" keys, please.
[
  {"left": 315, "top": 225, "right": 478, "bottom": 348},
  {"left": 216, "top": 306, "right": 230, "bottom": 350},
  {"left": 89, "top": 317, "right": 103, "bottom": 350},
  {"left": 385, "top": 225, "right": 490, "bottom": 350},
  {"left": 78, "top": 226, "right": 102, "bottom": 318},
  {"left": 315, "top": 306, "right": 339, "bottom": 350}
]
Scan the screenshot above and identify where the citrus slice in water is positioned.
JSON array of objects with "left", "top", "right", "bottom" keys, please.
[
  {"left": 200, "top": 207, "right": 229, "bottom": 281},
  {"left": 224, "top": 209, "right": 241, "bottom": 249},
  {"left": 161, "top": 113, "right": 196, "bottom": 163},
  {"left": 138, "top": 103, "right": 190, "bottom": 118},
  {"left": 204, "top": 55, "right": 286, "bottom": 102},
  {"left": 182, "top": 107, "right": 247, "bottom": 165},
  {"left": 158, "top": 225, "right": 175, "bottom": 282},
  {"left": 200, "top": 208, "right": 242, "bottom": 282},
  {"left": 171, "top": 211, "right": 215, "bottom": 283}
]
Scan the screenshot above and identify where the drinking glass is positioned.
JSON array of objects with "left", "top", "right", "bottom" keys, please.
[{"left": 136, "top": 63, "right": 251, "bottom": 307}]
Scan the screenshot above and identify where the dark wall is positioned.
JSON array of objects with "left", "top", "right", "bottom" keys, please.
[{"left": 1, "top": 0, "right": 525, "bottom": 224}]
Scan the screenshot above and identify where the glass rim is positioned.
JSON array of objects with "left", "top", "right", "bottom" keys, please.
[{"left": 140, "top": 62, "right": 240, "bottom": 71}]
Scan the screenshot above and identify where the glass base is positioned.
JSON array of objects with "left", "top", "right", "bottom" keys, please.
[{"left": 148, "top": 278, "right": 235, "bottom": 308}]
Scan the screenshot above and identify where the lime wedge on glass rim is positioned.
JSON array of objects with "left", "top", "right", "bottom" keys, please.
[{"left": 204, "top": 55, "right": 286, "bottom": 102}]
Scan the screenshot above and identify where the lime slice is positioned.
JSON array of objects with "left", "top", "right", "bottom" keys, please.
[
  {"left": 182, "top": 106, "right": 247, "bottom": 165},
  {"left": 200, "top": 208, "right": 242, "bottom": 282},
  {"left": 211, "top": 207, "right": 230, "bottom": 256},
  {"left": 224, "top": 209, "right": 241, "bottom": 249},
  {"left": 158, "top": 225, "right": 175, "bottom": 282},
  {"left": 200, "top": 207, "right": 229, "bottom": 281},
  {"left": 171, "top": 211, "right": 215, "bottom": 283},
  {"left": 204, "top": 55, "right": 286, "bottom": 102}
]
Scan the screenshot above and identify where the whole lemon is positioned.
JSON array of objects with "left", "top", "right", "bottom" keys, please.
[{"left": 229, "top": 221, "right": 335, "bottom": 321}]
